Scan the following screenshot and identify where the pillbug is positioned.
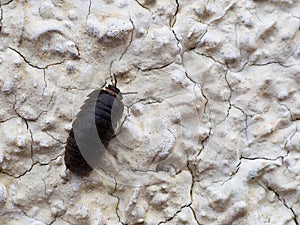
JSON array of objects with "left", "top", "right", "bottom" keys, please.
[{"left": 64, "top": 79, "right": 124, "bottom": 176}]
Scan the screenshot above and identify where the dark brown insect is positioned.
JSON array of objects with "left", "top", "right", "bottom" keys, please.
[{"left": 64, "top": 84, "right": 124, "bottom": 176}]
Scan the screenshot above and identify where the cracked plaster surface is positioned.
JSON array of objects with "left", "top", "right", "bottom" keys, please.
[{"left": 0, "top": 0, "right": 300, "bottom": 224}]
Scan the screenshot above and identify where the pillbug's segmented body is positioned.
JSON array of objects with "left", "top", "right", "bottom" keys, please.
[{"left": 64, "top": 84, "right": 124, "bottom": 176}]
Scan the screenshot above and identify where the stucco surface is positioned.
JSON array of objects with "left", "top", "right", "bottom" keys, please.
[{"left": 0, "top": 0, "right": 299, "bottom": 224}]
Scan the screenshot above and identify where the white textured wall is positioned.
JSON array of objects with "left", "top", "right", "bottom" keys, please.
[{"left": 0, "top": 0, "right": 300, "bottom": 224}]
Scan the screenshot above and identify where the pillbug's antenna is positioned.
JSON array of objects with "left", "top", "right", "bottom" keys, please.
[
  {"left": 110, "top": 73, "right": 114, "bottom": 86},
  {"left": 121, "top": 91, "right": 138, "bottom": 95},
  {"left": 109, "top": 72, "right": 117, "bottom": 87},
  {"left": 114, "top": 74, "right": 117, "bottom": 87}
]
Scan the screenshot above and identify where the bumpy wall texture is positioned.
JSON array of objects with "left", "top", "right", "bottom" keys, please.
[{"left": 0, "top": 0, "right": 300, "bottom": 224}]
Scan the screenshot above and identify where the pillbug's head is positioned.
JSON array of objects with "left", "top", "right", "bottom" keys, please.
[{"left": 107, "top": 84, "right": 123, "bottom": 99}]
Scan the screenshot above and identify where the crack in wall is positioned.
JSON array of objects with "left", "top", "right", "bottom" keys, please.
[
  {"left": 44, "top": 131, "right": 66, "bottom": 145},
  {"left": 8, "top": 47, "right": 67, "bottom": 70},
  {"left": 0, "top": 116, "right": 18, "bottom": 123},
  {"left": 169, "top": 0, "right": 179, "bottom": 28},
  {"left": 42, "top": 69, "right": 48, "bottom": 95},
  {"left": 183, "top": 68, "right": 212, "bottom": 159},
  {"left": 118, "top": 14, "right": 135, "bottom": 62},
  {"left": 13, "top": 90, "right": 54, "bottom": 122},
  {"left": 187, "top": 161, "right": 202, "bottom": 225},
  {"left": 48, "top": 217, "right": 57, "bottom": 225},
  {"left": 207, "top": 68, "right": 233, "bottom": 129},
  {"left": 47, "top": 210, "right": 67, "bottom": 225},
  {"left": 1, "top": 94, "right": 60, "bottom": 178},
  {"left": 1, "top": 109, "right": 35, "bottom": 178},
  {"left": 279, "top": 103, "right": 296, "bottom": 121},
  {"left": 39, "top": 153, "right": 64, "bottom": 166},
  {"left": 241, "top": 155, "right": 286, "bottom": 162},
  {"left": 182, "top": 62, "right": 213, "bottom": 221},
  {"left": 73, "top": 43, "right": 81, "bottom": 59},
  {"left": 157, "top": 203, "right": 192, "bottom": 225},
  {"left": 192, "top": 29, "right": 208, "bottom": 51},
  {"left": 284, "top": 127, "right": 297, "bottom": 155},
  {"left": 224, "top": 63, "right": 233, "bottom": 99},
  {"left": 193, "top": 49, "right": 225, "bottom": 66},
  {"left": 19, "top": 207, "right": 35, "bottom": 223},
  {"left": 86, "top": 0, "right": 92, "bottom": 20},
  {"left": 249, "top": 38, "right": 299, "bottom": 69},
  {"left": 0, "top": 98, "right": 35, "bottom": 177},
  {"left": 230, "top": 104, "right": 249, "bottom": 139},
  {"left": 1, "top": 151, "right": 63, "bottom": 179},
  {"left": 170, "top": 28, "right": 181, "bottom": 56},
  {"left": 134, "top": 0, "right": 151, "bottom": 12},
  {"left": 59, "top": 217, "right": 72, "bottom": 225},
  {"left": 250, "top": 61, "right": 292, "bottom": 68},
  {"left": 134, "top": 61, "right": 175, "bottom": 72},
  {"left": 58, "top": 86, "right": 99, "bottom": 91},
  {"left": 0, "top": 1, "right": 13, "bottom": 6},
  {"left": 223, "top": 68, "right": 232, "bottom": 113},
  {"left": 109, "top": 178, "right": 126, "bottom": 225},
  {"left": 190, "top": 15, "right": 297, "bottom": 71},
  {"left": 189, "top": 205, "right": 202, "bottom": 225},
  {"left": 183, "top": 48, "right": 249, "bottom": 192},
  {"left": 265, "top": 184, "right": 299, "bottom": 225},
  {"left": 221, "top": 159, "right": 242, "bottom": 185},
  {"left": 0, "top": 3, "right": 3, "bottom": 33},
  {"left": 222, "top": 115, "right": 297, "bottom": 184},
  {"left": 223, "top": 152, "right": 287, "bottom": 185},
  {"left": 232, "top": 61, "right": 249, "bottom": 73},
  {"left": 224, "top": 68, "right": 251, "bottom": 142}
]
